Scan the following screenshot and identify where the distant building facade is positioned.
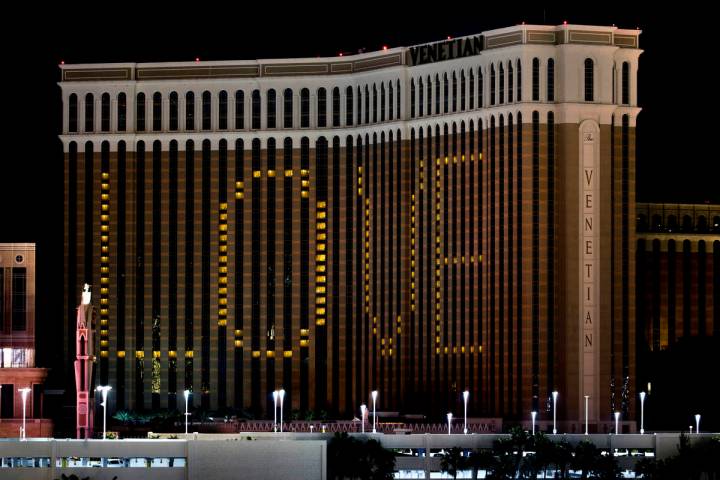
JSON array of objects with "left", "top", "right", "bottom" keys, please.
[{"left": 59, "top": 24, "right": 642, "bottom": 429}]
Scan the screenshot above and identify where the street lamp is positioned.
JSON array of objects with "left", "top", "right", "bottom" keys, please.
[
  {"left": 18, "top": 387, "right": 31, "bottom": 440},
  {"left": 183, "top": 390, "right": 191, "bottom": 435},
  {"left": 279, "top": 389, "right": 285, "bottom": 433},
  {"left": 531, "top": 411, "right": 537, "bottom": 436},
  {"left": 371, "top": 390, "right": 378, "bottom": 433},
  {"left": 360, "top": 404, "right": 367, "bottom": 433},
  {"left": 584, "top": 395, "right": 590, "bottom": 435},
  {"left": 639, "top": 392, "right": 646, "bottom": 434},
  {"left": 695, "top": 414, "right": 700, "bottom": 434},
  {"left": 447, "top": 412, "right": 453, "bottom": 435},
  {"left": 614, "top": 411, "right": 621, "bottom": 435},
  {"left": 552, "top": 391, "right": 559, "bottom": 434},
  {"left": 462, "top": 391, "right": 469, "bottom": 434},
  {"left": 272, "top": 390, "right": 279, "bottom": 432},
  {"left": 96, "top": 385, "right": 112, "bottom": 440}
]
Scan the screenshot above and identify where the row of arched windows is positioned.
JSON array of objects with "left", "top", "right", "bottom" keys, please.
[{"left": 637, "top": 214, "right": 720, "bottom": 234}]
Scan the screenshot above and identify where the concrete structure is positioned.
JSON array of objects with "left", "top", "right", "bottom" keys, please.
[{"left": 59, "top": 24, "right": 642, "bottom": 429}]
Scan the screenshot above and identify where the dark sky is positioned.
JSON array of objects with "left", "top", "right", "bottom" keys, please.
[{"left": 1, "top": 4, "right": 716, "bottom": 371}]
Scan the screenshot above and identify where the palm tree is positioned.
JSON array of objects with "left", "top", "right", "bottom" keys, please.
[
  {"left": 440, "top": 447, "right": 467, "bottom": 480},
  {"left": 572, "top": 441, "right": 599, "bottom": 479},
  {"left": 328, "top": 432, "right": 396, "bottom": 480},
  {"left": 532, "top": 433, "right": 555, "bottom": 478},
  {"left": 550, "top": 439, "right": 573, "bottom": 479}
]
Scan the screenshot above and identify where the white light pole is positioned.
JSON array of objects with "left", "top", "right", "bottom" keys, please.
[
  {"left": 689, "top": 425, "right": 693, "bottom": 434},
  {"left": 95, "top": 386, "right": 112, "bottom": 440},
  {"left": 371, "top": 390, "right": 378, "bottom": 433},
  {"left": 552, "top": 391, "right": 559, "bottom": 434},
  {"left": 447, "top": 412, "right": 453, "bottom": 435},
  {"left": 272, "top": 390, "right": 279, "bottom": 432},
  {"left": 584, "top": 395, "right": 590, "bottom": 435},
  {"left": 463, "top": 391, "right": 469, "bottom": 434},
  {"left": 279, "top": 389, "right": 285, "bottom": 433},
  {"left": 18, "top": 388, "right": 31, "bottom": 440},
  {"left": 360, "top": 404, "right": 367, "bottom": 433},
  {"left": 639, "top": 392, "right": 646, "bottom": 434},
  {"left": 531, "top": 411, "right": 537, "bottom": 436},
  {"left": 695, "top": 414, "right": 700, "bottom": 434},
  {"left": 183, "top": 390, "right": 191, "bottom": 435},
  {"left": 614, "top": 411, "right": 621, "bottom": 435}
]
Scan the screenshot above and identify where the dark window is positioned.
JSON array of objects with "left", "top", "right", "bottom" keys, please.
[
  {"left": 284, "top": 88, "right": 293, "bottom": 128},
  {"left": 411, "top": 78, "right": 416, "bottom": 118},
  {"left": 490, "top": 65, "right": 496, "bottom": 105},
  {"left": 234, "top": 90, "right": 244, "bottom": 129},
  {"left": 622, "top": 62, "right": 630, "bottom": 105},
  {"left": 667, "top": 215, "right": 678, "bottom": 232},
  {"left": 461, "top": 70, "right": 466, "bottom": 110},
  {"left": 169, "top": 92, "right": 178, "bottom": 130},
  {"left": 365, "top": 85, "right": 370, "bottom": 124},
  {"left": 317, "top": 87, "right": 327, "bottom": 127},
  {"left": 478, "top": 68, "right": 484, "bottom": 107},
  {"left": 185, "top": 91, "right": 195, "bottom": 130},
  {"left": 380, "top": 83, "right": 386, "bottom": 121},
  {"left": 356, "top": 86, "right": 362, "bottom": 124},
  {"left": 332, "top": 87, "right": 340, "bottom": 127},
  {"left": 219, "top": 90, "right": 228, "bottom": 130},
  {"left": 136, "top": 92, "right": 145, "bottom": 131},
  {"left": 12, "top": 267, "right": 27, "bottom": 331},
  {"left": 508, "top": 62, "right": 513, "bottom": 103},
  {"left": 85, "top": 93, "right": 94, "bottom": 132},
  {"left": 443, "top": 73, "right": 449, "bottom": 112},
  {"left": 499, "top": 64, "right": 505, "bottom": 104},
  {"left": 585, "top": 58, "right": 594, "bottom": 101},
  {"left": 388, "top": 82, "right": 394, "bottom": 120},
  {"left": 469, "top": 70, "right": 474, "bottom": 109},
  {"left": 516, "top": 59, "right": 522, "bottom": 101},
  {"left": 1, "top": 385, "right": 13, "bottom": 417},
  {"left": 435, "top": 75, "right": 440, "bottom": 114},
  {"left": 396, "top": 79, "right": 401, "bottom": 118},
  {"left": 372, "top": 84, "right": 377, "bottom": 123},
  {"left": 118, "top": 93, "right": 127, "bottom": 131},
  {"left": 452, "top": 71, "right": 457, "bottom": 111},
  {"left": 345, "top": 86, "right": 353, "bottom": 125},
  {"left": 418, "top": 78, "right": 423, "bottom": 117},
  {"left": 427, "top": 75, "right": 432, "bottom": 114},
  {"left": 267, "top": 89, "right": 276, "bottom": 129},
  {"left": 698, "top": 215, "right": 708, "bottom": 233},
  {"left": 33, "top": 384, "right": 42, "bottom": 418},
  {"left": 300, "top": 88, "right": 310, "bottom": 127},
  {"left": 682, "top": 215, "right": 693, "bottom": 233},
  {"left": 252, "top": 89, "right": 261, "bottom": 129},
  {"left": 152, "top": 92, "right": 162, "bottom": 131},
  {"left": 547, "top": 59, "right": 555, "bottom": 102},
  {"left": 202, "top": 91, "right": 211, "bottom": 130},
  {"left": 101, "top": 93, "right": 110, "bottom": 132},
  {"left": 532, "top": 58, "right": 540, "bottom": 101},
  {"left": 68, "top": 93, "right": 78, "bottom": 132}
]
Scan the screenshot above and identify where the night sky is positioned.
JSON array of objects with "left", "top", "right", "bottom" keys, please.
[{"left": 1, "top": 4, "right": 716, "bottom": 375}]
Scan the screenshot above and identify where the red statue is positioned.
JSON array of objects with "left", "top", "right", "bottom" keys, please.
[{"left": 74, "top": 284, "right": 95, "bottom": 439}]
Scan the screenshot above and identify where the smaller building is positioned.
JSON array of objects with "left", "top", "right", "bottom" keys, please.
[{"left": 0, "top": 243, "right": 52, "bottom": 437}]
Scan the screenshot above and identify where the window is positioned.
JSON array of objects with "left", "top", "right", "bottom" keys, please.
[
  {"left": 388, "top": 82, "right": 393, "bottom": 120},
  {"left": 117, "top": 93, "right": 126, "bottom": 132},
  {"left": 622, "top": 62, "right": 630, "bottom": 105},
  {"left": 469, "top": 70, "right": 474, "bottom": 109},
  {"left": 202, "top": 90, "right": 211, "bottom": 130},
  {"left": 136, "top": 92, "right": 146, "bottom": 131},
  {"left": 284, "top": 88, "right": 293, "bottom": 128},
  {"left": 219, "top": 90, "right": 228, "bottom": 130},
  {"left": 490, "top": 65, "right": 496, "bottom": 105},
  {"left": 12, "top": 268, "right": 26, "bottom": 331},
  {"left": 507, "top": 62, "right": 513, "bottom": 103},
  {"left": 372, "top": 84, "right": 377, "bottom": 123},
  {"left": 452, "top": 71, "right": 457, "bottom": 111},
  {"left": 478, "top": 68, "right": 483, "bottom": 107},
  {"left": 152, "top": 92, "right": 162, "bottom": 131},
  {"left": 252, "top": 89, "right": 261, "bottom": 129},
  {"left": 266, "top": 89, "right": 276, "bottom": 129},
  {"left": 418, "top": 77, "right": 423, "bottom": 117},
  {"left": 396, "top": 79, "right": 401, "bottom": 118},
  {"left": 345, "top": 86, "right": 353, "bottom": 126},
  {"left": 380, "top": 83, "right": 386, "bottom": 122},
  {"left": 426, "top": 75, "right": 432, "bottom": 114},
  {"left": 68, "top": 93, "right": 78, "bottom": 132},
  {"left": 169, "top": 92, "right": 178, "bottom": 130},
  {"left": 235, "top": 90, "right": 244, "bottom": 129},
  {"left": 85, "top": 93, "right": 94, "bottom": 132},
  {"left": 499, "top": 64, "right": 504, "bottom": 104},
  {"left": 365, "top": 85, "right": 370, "bottom": 124},
  {"left": 300, "top": 88, "right": 310, "bottom": 127},
  {"left": 410, "top": 78, "right": 416, "bottom": 118},
  {"left": 435, "top": 75, "right": 440, "bottom": 114},
  {"left": 532, "top": 58, "right": 540, "bottom": 101},
  {"left": 443, "top": 73, "right": 449, "bottom": 112},
  {"left": 547, "top": 59, "right": 555, "bottom": 102},
  {"left": 185, "top": 91, "right": 195, "bottom": 130},
  {"left": 315, "top": 87, "right": 326, "bottom": 127},
  {"left": 101, "top": 93, "right": 110, "bottom": 132},
  {"left": 460, "top": 70, "right": 466, "bottom": 110},
  {"left": 584, "top": 58, "right": 594, "bottom": 102},
  {"left": 332, "top": 87, "right": 340, "bottom": 127},
  {"left": 516, "top": 59, "right": 522, "bottom": 101}
]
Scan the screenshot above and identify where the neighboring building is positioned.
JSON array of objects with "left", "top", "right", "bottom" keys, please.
[
  {"left": 59, "top": 24, "right": 641, "bottom": 430},
  {"left": 0, "top": 243, "right": 52, "bottom": 437}
]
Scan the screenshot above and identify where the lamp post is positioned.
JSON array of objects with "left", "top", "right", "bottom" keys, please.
[
  {"left": 531, "top": 411, "right": 537, "bottom": 436},
  {"left": 371, "top": 390, "right": 378, "bottom": 433},
  {"left": 183, "top": 390, "right": 191, "bottom": 435},
  {"left": 272, "top": 390, "right": 279, "bottom": 432},
  {"left": 360, "top": 404, "right": 367, "bottom": 433},
  {"left": 584, "top": 395, "right": 590, "bottom": 435},
  {"left": 18, "top": 387, "right": 31, "bottom": 440},
  {"left": 614, "top": 411, "right": 620, "bottom": 435},
  {"left": 447, "top": 412, "right": 453, "bottom": 435},
  {"left": 95, "top": 385, "right": 112, "bottom": 440},
  {"left": 639, "top": 392, "right": 646, "bottom": 434},
  {"left": 695, "top": 414, "right": 700, "bottom": 434},
  {"left": 552, "top": 391, "right": 559, "bottom": 434},
  {"left": 279, "top": 389, "right": 285, "bottom": 433},
  {"left": 463, "top": 391, "right": 469, "bottom": 434}
]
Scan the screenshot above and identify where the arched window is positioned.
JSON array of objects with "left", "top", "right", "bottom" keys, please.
[
  {"left": 356, "top": 86, "right": 362, "bottom": 125},
  {"left": 499, "top": 64, "right": 505, "bottom": 104},
  {"left": 622, "top": 62, "right": 630, "bottom": 105},
  {"left": 667, "top": 215, "right": 678, "bottom": 232},
  {"left": 697, "top": 215, "right": 708, "bottom": 233},
  {"left": 507, "top": 62, "right": 513, "bottom": 103},
  {"left": 547, "top": 58, "right": 555, "bottom": 102},
  {"left": 185, "top": 91, "right": 194, "bottom": 130},
  {"left": 202, "top": 91, "right": 211, "bottom": 130},
  {"left": 490, "top": 65, "right": 496, "bottom": 106},
  {"left": 410, "top": 78, "right": 416, "bottom": 118},
  {"left": 516, "top": 59, "right": 522, "bottom": 101},
  {"left": 460, "top": 70, "right": 466, "bottom": 111},
  {"left": 380, "top": 83, "right": 386, "bottom": 122},
  {"left": 452, "top": 71, "right": 457, "bottom": 111},
  {"left": 169, "top": 92, "right": 178, "bottom": 131},
  {"left": 251, "top": 89, "right": 261, "bottom": 129},
  {"left": 584, "top": 58, "right": 594, "bottom": 102},
  {"left": 152, "top": 92, "right": 162, "bottom": 131},
  {"left": 651, "top": 214, "right": 663, "bottom": 232},
  {"left": 284, "top": 88, "right": 293, "bottom": 128},
  {"left": 478, "top": 68, "right": 483, "bottom": 107},
  {"left": 418, "top": 78, "right": 423, "bottom": 117},
  {"left": 68, "top": 93, "right": 78, "bottom": 132},
  {"left": 435, "top": 74, "right": 440, "bottom": 114},
  {"left": 117, "top": 93, "right": 126, "bottom": 132},
  {"left": 372, "top": 84, "right": 377, "bottom": 123},
  {"left": 85, "top": 93, "right": 94, "bottom": 132},
  {"left": 317, "top": 87, "right": 327, "bottom": 127},
  {"left": 332, "top": 87, "right": 340, "bottom": 127},
  {"left": 532, "top": 58, "right": 540, "bottom": 101},
  {"left": 388, "top": 82, "right": 394, "bottom": 120},
  {"left": 469, "top": 70, "right": 474, "bottom": 109},
  {"left": 136, "top": 92, "right": 145, "bottom": 131},
  {"left": 267, "top": 89, "right": 276, "bottom": 129},
  {"left": 234, "top": 90, "right": 244, "bottom": 129},
  {"left": 300, "top": 88, "right": 310, "bottom": 128},
  {"left": 426, "top": 75, "right": 432, "bottom": 114},
  {"left": 219, "top": 90, "right": 228, "bottom": 130},
  {"left": 636, "top": 214, "right": 648, "bottom": 232},
  {"left": 101, "top": 93, "right": 110, "bottom": 132},
  {"left": 345, "top": 86, "right": 353, "bottom": 126},
  {"left": 443, "top": 73, "right": 449, "bottom": 113},
  {"left": 681, "top": 215, "right": 693, "bottom": 233},
  {"left": 396, "top": 79, "right": 401, "bottom": 118}
]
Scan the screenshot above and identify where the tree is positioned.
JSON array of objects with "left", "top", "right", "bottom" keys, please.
[
  {"left": 572, "top": 441, "right": 599, "bottom": 479},
  {"left": 549, "top": 439, "right": 574, "bottom": 479},
  {"left": 328, "top": 432, "right": 396, "bottom": 480},
  {"left": 439, "top": 447, "right": 467, "bottom": 480}
]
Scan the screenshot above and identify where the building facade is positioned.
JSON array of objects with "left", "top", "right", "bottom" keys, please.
[{"left": 60, "top": 24, "right": 642, "bottom": 427}]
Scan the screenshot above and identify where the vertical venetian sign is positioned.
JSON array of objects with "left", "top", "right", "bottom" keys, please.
[{"left": 580, "top": 123, "right": 599, "bottom": 414}]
